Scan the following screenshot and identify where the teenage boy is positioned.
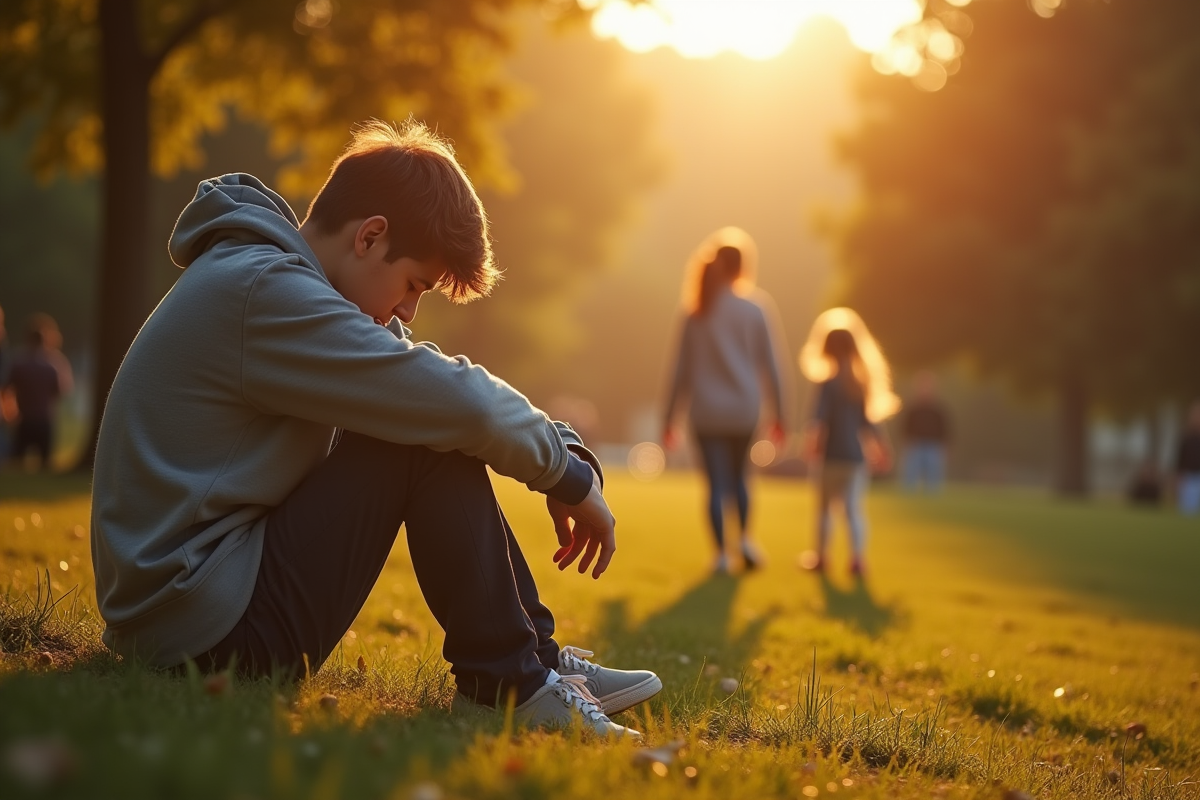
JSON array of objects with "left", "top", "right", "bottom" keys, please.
[{"left": 91, "top": 121, "right": 661, "bottom": 737}]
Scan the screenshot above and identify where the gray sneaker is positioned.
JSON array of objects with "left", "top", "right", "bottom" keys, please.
[
  {"left": 557, "top": 645, "right": 663, "bottom": 715},
  {"left": 514, "top": 670, "right": 641, "bottom": 738}
]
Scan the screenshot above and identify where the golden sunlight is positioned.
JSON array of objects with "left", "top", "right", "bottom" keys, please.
[{"left": 581, "top": 0, "right": 942, "bottom": 61}]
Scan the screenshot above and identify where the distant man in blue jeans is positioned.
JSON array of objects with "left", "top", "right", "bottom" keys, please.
[
  {"left": 901, "top": 371, "right": 951, "bottom": 493},
  {"left": 90, "top": 121, "right": 660, "bottom": 738}
]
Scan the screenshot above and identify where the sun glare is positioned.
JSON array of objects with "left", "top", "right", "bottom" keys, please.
[{"left": 582, "top": 0, "right": 930, "bottom": 61}]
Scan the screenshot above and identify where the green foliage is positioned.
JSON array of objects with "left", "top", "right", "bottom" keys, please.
[
  {"left": 0, "top": 0, "right": 536, "bottom": 193},
  {"left": 832, "top": 0, "right": 1200, "bottom": 415}
]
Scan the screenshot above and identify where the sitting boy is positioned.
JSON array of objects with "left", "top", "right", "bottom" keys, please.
[{"left": 90, "top": 120, "right": 660, "bottom": 737}]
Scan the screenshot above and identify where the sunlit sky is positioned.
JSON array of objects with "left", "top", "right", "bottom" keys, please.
[{"left": 581, "top": 0, "right": 950, "bottom": 60}]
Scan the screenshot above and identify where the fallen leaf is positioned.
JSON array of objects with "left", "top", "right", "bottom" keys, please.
[{"left": 203, "top": 672, "right": 231, "bottom": 697}]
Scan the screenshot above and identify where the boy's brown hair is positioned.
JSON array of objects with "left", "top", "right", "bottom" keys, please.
[{"left": 305, "top": 120, "right": 498, "bottom": 303}]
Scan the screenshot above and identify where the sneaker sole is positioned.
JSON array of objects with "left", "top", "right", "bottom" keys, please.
[{"left": 598, "top": 675, "right": 663, "bottom": 715}]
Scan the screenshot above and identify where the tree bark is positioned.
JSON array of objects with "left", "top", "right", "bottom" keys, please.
[
  {"left": 81, "top": 0, "right": 153, "bottom": 467},
  {"left": 1056, "top": 370, "right": 1090, "bottom": 496}
]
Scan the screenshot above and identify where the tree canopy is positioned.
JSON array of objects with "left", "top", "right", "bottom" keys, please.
[
  {"left": 832, "top": 0, "right": 1200, "bottom": 492},
  {"left": 1, "top": 0, "right": 531, "bottom": 187}
]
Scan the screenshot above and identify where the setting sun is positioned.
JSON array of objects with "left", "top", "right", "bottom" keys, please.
[{"left": 581, "top": 0, "right": 931, "bottom": 60}]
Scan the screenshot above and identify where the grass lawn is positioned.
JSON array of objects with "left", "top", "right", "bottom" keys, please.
[{"left": 2, "top": 470, "right": 1198, "bottom": 799}]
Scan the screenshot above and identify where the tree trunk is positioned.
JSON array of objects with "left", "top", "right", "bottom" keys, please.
[
  {"left": 1056, "top": 370, "right": 1090, "bottom": 496},
  {"left": 80, "top": 0, "right": 153, "bottom": 467}
]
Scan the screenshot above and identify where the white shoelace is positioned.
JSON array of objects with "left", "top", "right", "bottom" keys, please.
[
  {"left": 550, "top": 672, "right": 608, "bottom": 722},
  {"left": 559, "top": 645, "right": 599, "bottom": 676}
]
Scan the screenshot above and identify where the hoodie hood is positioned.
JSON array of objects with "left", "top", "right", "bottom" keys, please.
[{"left": 168, "top": 173, "right": 320, "bottom": 272}]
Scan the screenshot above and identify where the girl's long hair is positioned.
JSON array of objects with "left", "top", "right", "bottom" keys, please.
[
  {"left": 799, "top": 307, "right": 900, "bottom": 423},
  {"left": 681, "top": 226, "right": 758, "bottom": 316}
]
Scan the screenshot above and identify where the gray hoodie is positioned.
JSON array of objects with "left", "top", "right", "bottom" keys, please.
[{"left": 92, "top": 174, "right": 590, "bottom": 666}]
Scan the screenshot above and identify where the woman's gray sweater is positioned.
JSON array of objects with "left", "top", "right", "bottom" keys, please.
[{"left": 665, "top": 289, "right": 786, "bottom": 435}]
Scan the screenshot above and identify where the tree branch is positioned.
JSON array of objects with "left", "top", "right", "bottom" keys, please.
[{"left": 148, "top": 0, "right": 237, "bottom": 75}]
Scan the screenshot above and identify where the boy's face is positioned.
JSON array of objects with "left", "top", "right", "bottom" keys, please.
[{"left": 334, "top": 217, "right": 448, "bottom": 326}]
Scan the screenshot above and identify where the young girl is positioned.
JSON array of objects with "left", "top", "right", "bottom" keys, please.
[
  {"left": 663, "top": 227, "right": 786, "bottom": 574},
  {"left": 799, "top": 308, "right": 899, "bottom": 576}
]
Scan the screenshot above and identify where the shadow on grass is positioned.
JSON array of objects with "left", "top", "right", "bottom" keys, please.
[
  {"left": 818, "top": 574, "right": 896, "bottom": 638},
  {"left": 596, "top": 574, "right": 778, "bottom": 677},
  {"left": 0, "top": 470, "right": 92, "bottom": 502}
]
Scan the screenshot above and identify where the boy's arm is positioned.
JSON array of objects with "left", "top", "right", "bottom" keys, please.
[
  {"left": 241, "top": 259, "right": 583, "bottom": 498},
  {"left": 398, "top": 323, "right": 603, "bottom": 494}
]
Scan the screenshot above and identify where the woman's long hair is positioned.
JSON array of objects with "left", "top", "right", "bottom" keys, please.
[
  {"left": 799, "top": 307, "right": 900, "bottom": 423},
  {"left": 681, "top": 226, "right": 758, "bottom": 316}
]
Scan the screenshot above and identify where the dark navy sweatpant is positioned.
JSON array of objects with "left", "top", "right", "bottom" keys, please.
[{"left": 197, "top": 431, "right": 558, "bottom": 705}]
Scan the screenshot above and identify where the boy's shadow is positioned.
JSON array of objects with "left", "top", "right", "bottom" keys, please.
[
  {"left": 595, "top": 573, "right": 778, "bottom": 674},
  {"left": 817, "top": 573, "right": 896, "bottom": 638}
]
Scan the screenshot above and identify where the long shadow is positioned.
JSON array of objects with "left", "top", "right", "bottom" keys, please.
[
  {"left": 595, "top": 574, "right": 779, "bottom": 681},
  {"left": 817, "top": 573, "right": 896, "bottom": 638}
]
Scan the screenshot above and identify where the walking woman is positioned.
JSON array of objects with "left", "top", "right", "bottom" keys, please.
[
  {"left": 663, "top": 227, "right": 786, "bottom": 574},
  {"left": 798, "top": 308, "right": 899, "bottom": 576}
]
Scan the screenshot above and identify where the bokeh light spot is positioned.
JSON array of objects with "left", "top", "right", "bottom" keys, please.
[
  {"left": 628, "top": 442, "right": 666, "bottom": 481},
  {"left": 750, "top": 439, "right": 777, "bottom": 467}
]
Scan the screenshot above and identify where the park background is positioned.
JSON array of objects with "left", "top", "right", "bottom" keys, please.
[
  {"left": 4, "top": 0, "right": 1198, "bottom": 493},
  {"left": 2, "top": 1, "right": 1199, "bottom": 799}
]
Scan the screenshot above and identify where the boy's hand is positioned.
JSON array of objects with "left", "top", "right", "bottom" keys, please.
[{"left": 547, "top": 470, "right": 617, "bottom": 579}]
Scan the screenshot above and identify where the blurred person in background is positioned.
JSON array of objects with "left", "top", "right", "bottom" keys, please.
[
  {"left": 663, "top": 227, "right": 786, "bottom": 574},
  {"left": 1176, "top": 401, "right": 1200, "bottom": 515},
  {"left": 4, "top": 313, "right": 73, "bottom": 471},
  {"left": 901, "top": 370, "right": 951, "bottom": 493},
  {"left": 798, "top": 308, "right": 899, "bottom": 577}
]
